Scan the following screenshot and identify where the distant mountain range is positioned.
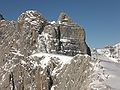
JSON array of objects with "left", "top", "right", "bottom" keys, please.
[
  {"left": 90, "top": 42, "right": 120, "bottom": 90},
  {"left": 96, "top": 42, "right": 120, "bottom": 61}
]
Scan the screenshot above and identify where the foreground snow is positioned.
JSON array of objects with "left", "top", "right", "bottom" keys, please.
[{"left": 91, "top": 50, "right": 120, "bottom": 90}]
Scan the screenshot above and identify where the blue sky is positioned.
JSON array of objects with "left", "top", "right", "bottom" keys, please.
[{"left": 0, "top": 0, "right": 120, "bottom": 48}]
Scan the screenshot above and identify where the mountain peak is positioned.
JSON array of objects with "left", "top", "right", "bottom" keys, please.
[
  {"left": 17, "top": 10, "right": 46, "bottom": 30},
  {"left": 57, "top": 12, "right": 73, "bottom": 24}
]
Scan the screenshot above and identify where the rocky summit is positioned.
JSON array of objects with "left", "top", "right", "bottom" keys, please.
[{"left": 0, "top": 10, "right": 92, "bottom": 90}]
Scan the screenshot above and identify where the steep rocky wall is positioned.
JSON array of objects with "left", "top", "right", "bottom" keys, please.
[{"left": 37, "top": 12, "right": 91, "bottom": 56}]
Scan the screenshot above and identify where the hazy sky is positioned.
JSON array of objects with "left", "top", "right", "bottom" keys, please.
[{"left": 0, "top": 0, "right": 120, "bottom": 48}]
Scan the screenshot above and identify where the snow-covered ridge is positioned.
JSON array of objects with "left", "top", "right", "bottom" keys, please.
[
  {"left": 114, "top": 42, "right": 120, "bottom": 46},
  {"left": 95, "top": 42, "right": 120, "bottom": 62},
  {"left": 30, "top": 53, "right": 90, "bottom": 67},
  {"left": 30, "top": 53, "right": 73, "bottom": 69}
]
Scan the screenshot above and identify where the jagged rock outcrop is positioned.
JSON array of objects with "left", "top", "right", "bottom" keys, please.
[
  {"left": 58, "top": 13, "right": 91, "bottom": 56},
  {"left": 57, "top": 12, "right": 73, "bottom": 25},
  {"left": 0, "top": 10, "right": 91, "bottom": 90},
  {"left": 17, "top": 10, "right": 47, "bottom": 31},
  {"left": 38, "top": 12, "right": 91, "bottom": 56},
  {"left": 17, "top": 10, "right": 47, "bottom": 56}
]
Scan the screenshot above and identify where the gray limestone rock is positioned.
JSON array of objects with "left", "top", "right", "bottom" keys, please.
[
  {"left": 52, "top": 55, "right": 92, "bottom": 90},
  {"left": 37, "top": 13, "right": 91, "bottom": 56},
  {"left": 17, "top": 10, "right": 47, "bottom": 34},
  {"left": 57, "top": 13, "right": 91, "bottom": 56}
]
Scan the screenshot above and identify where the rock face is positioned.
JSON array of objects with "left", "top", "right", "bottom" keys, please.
[
  {"left": 38, "top": 12, "right": 91, "bottom": 56},
  {"left": 58, "top": 13, "right": 91, "bottom": 56},
  {"left": 0, "top": 10, "right": 91, "bottom": 90},
  {"left": 52, "top": 55, "right": 91, "bottom": 90},
  {"left": 17, "top": 10, "right": 47, "bottom": 32}
]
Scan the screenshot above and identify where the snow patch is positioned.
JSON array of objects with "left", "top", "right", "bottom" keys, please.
[
  {"left": 11, "top": 50, "right": 24, "bottom": 56},
  {"left": 50, "top": 21, "right": 56, "bottom": 24},
  {"left": 31, "top": 53, "right": 73, "bottom": 69},
  {"left": 60, "top": 39, "right": 70, "bottom": 42},
  {"left": 21, "top": 60, "right": 26, "bottom": 65}
]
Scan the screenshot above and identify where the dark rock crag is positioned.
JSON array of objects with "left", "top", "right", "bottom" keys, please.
[{"left": 0, "top": 10, "right": 92, "bottom": 90}]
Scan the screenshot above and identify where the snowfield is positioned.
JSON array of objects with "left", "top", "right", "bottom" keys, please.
[{"left": 91, "top": 49, "right": 120, "bottom": 90}]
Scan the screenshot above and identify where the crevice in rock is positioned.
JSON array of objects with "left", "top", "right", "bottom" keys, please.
[{"left": 46, "top": 66, "right": 53, "bottom": 90}]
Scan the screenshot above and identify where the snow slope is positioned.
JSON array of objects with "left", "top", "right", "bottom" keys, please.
[
  {"left": 96, "top": 42, "right": 120, "bottom": 61},
  {"left": 91, "top": 49, "right": 120, "bottom": 90}
]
